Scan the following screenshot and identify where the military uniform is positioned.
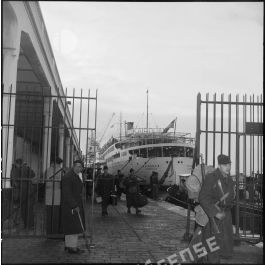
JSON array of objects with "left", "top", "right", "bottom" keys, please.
[{"left": 199, "top": 168, "right": 235, "bottom": 263}]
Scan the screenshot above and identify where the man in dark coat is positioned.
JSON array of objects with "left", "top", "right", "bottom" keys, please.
[
  {"left": 96, "top": 165, "right": 115, "bottom": 216},
  {"left": 199, "top": 154, "right": 235, "bottom": 263},
  {"left": 61, "top": 160, "right": 85, "bottom": 254},
  {"left": 123, "top": 168, "right": 142, "bottom": 215}
]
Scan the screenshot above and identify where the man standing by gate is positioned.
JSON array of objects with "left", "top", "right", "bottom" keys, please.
[
  {"left": 61, "top": 160, "right": 85, "bottom": 254},
  {"left": 199, "top": 154, "right": 235, "bottom": 263}
]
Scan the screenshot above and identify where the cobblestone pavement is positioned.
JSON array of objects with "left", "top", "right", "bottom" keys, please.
[{"left": 2, "top": 199, "right": 263, "bottom": 264}]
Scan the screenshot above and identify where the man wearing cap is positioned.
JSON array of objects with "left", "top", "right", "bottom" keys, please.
[
  {"left": 199, "top": 154, "right": 235, "bottom": 263},
  {"left": 96, "top": 165, "right": 115, "bottom": 216},
  {"left": 61, "top": 160, "right": 85, "bottom": 254}
]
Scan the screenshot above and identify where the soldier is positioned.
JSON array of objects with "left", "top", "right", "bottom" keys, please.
[
  {"left": 199, "top": 154, "right": 235, "bottom": 263},
  {"left": 61, "top": 160, "right": 85, "bottom": 254},
  {"left": 96, "top": 165, "right": 115, "bottom": 216}
]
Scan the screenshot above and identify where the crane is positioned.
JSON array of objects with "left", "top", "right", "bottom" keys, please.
[{"left": 98, "top": 112, "right": 115, "bottom": 145}]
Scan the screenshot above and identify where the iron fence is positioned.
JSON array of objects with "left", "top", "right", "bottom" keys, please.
[
  {"left": 192, "top": 92, "right": 263, "bottom": 243},
  {"left": 2, "top": 84, "right": 97, "bottom": 238}
]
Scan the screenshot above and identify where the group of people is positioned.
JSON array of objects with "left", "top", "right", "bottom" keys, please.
[
  {"left": 95, "top": 166, "right": 145, "bottom": 216},
  {"left": 10, "top": 153, "right": 237, "bottom": 262},
  {"left": 11, "top": 158, "right": 38, "bottom": 229},
  {"left": 61, "top": 161, "right": 146, "bottom": 254}
]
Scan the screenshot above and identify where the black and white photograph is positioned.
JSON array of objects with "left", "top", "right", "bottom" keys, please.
[{"left": 1, "top": 1, "right": 263, "bottom": 264}]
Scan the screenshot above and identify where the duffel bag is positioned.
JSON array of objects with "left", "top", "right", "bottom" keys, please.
[{"left": 134, "top": 193, "right": 148, "bottom": 208}]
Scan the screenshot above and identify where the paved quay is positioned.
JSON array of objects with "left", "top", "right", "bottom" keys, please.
[{"left": 2, "top": 198, "right": 263, "bottom": 264}]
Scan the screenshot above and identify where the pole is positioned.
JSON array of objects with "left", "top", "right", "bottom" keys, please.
[
  {"left": 146, "top": 89, "right": 148, "bottom": 131},
  {"left": 90, "top": 89, "right": 98, "bottom": 248}
]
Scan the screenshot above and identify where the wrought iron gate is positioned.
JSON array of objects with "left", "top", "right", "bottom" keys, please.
[
  {"left": 193, "top": 92, "right": 263, "bottom": 243},
  {"left": 2, "top": 84, "right": 98, "bottom": 238}
]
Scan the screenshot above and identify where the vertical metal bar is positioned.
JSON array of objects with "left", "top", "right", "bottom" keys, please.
[
  {"left": 28, "top": 121, "right": 34, "bottom": 234},
  {"left": 51, "top": 97, "right": 59, "bottom": 235},
  {"left": 19, "top": 126, "right": 27, "bottom": 232},
  {"left": 257, "top": 96, "right": 259, "bottom": 178},
  {"left": 194, "top": 93, "right": 201, "bottom": 168},
  {"left": 205, "top": 93, "right": 209, "bottom": 165},
  {"left": 260, "top": 94, "right": 263, "bottom": 180},
  {"left": 249, "top": 95, "right": 252, "bottom": 178},
  {"left": 213, "top": 93, "right": 216, "bottom": 167},
  {"left": 243, "top": 94, "right": 247, "bottom": 237},
  {"left": 78, "top": 89, "right": 83, "bottom": 152},
  {"left": 62, "top": 88, "right": 68, "bottom": 166},
  {"left": 90, "top": 89, "right": 98, "bottom": 247},
  {"left": 251, "top": 95, "right": 255, "bottom": 237},
  {"left": 228, "top": 94, "right": 231, "bottom": 158},
  {"left": 252, "top": 94, "right": 255, "bottom": 180},
  {"left": 220, "top": 93, "right": 224, "bottom": 154},
  {"left": 235, "top": 94, "right": 240, "bottom": 239},
  {"left": 71, "top": 88, "right": 75, "bottom": 163},
  {"left": 45, "top": 92, "right": 52, "bottom": 181},
  {"left": 4, "top": 84, "right": 13, "bottom": 187},
  {"left": 85, "top": 90, "right": 91, "bottom": 168}
]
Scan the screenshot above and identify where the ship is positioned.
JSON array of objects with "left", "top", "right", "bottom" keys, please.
[{"left": 99, "top": 125, "right": 195, "bottom": 187}]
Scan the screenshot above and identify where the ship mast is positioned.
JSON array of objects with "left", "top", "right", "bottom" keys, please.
[{"left": 146, "top": 89, "right": 149, "bottom": 130}]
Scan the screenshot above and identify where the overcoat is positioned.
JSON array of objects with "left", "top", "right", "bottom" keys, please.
[
  {"left": 123, "top": 174, "right": 140, "bottom": 208},
  {"left": 198, "top": 168, "right": 235, "bottom": 263},
  {"left": 96, "top": 173, "right": 115, "bottom": 197},
  {"left": 61, "top": 168, "right": 85, "bottom": 235}
]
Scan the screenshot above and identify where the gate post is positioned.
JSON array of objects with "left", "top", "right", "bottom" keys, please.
[
  {"left": 42, "top": 97, "right": 53, "bottom": 175},
  {"left": 235, "top": 134, "right": 240, "bottom": 240}
]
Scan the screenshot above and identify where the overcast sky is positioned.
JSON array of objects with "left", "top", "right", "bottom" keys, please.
[{"left": 40, "top": 2, "right": 263, "bottom": 144}]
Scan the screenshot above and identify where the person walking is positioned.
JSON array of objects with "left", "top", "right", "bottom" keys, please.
[
  {"left": 199, "top": 154, "right": 235, "bottom": 263},
  {"left": 150, "top": 171, "right": 159, "bottom": 200},
  {"left": 61, "top": 160, "right": 85, "bottom": 254},
  {"left": 96, "top": 165, "right": 115, "bottom": 216},
  {"left": 115, "top": 169, "right": 124, "bottom": 199},
  {"left": 123, "top": 168, "right": 142, "bottom": 215}
]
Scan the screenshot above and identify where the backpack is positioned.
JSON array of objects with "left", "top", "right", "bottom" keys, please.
[{"left": 185, "top": 164, "right": 215, "bottom": 201}]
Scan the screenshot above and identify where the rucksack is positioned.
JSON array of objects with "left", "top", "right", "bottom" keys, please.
[{"left": 185, "top": 164, "right": 215, "bottom": 201}]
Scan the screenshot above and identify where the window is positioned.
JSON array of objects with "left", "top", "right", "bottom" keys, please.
[
  {"left": 139, "top": 148, "right": 147, "bottom": 158},
  {"left": 163, "top": 146, "right": 185, "bottom": 157},
  {"left": 148, "top": 147, "right": 162, "bottom": 157}
]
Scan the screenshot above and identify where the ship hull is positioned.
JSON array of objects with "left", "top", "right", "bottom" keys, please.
[{"left": 106, "top": 156, "right": 193, "bottom": 186}]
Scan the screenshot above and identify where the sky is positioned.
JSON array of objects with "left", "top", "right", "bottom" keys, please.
[{"left": 39, "top": 2, "right": 263, "bottom": 145}]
